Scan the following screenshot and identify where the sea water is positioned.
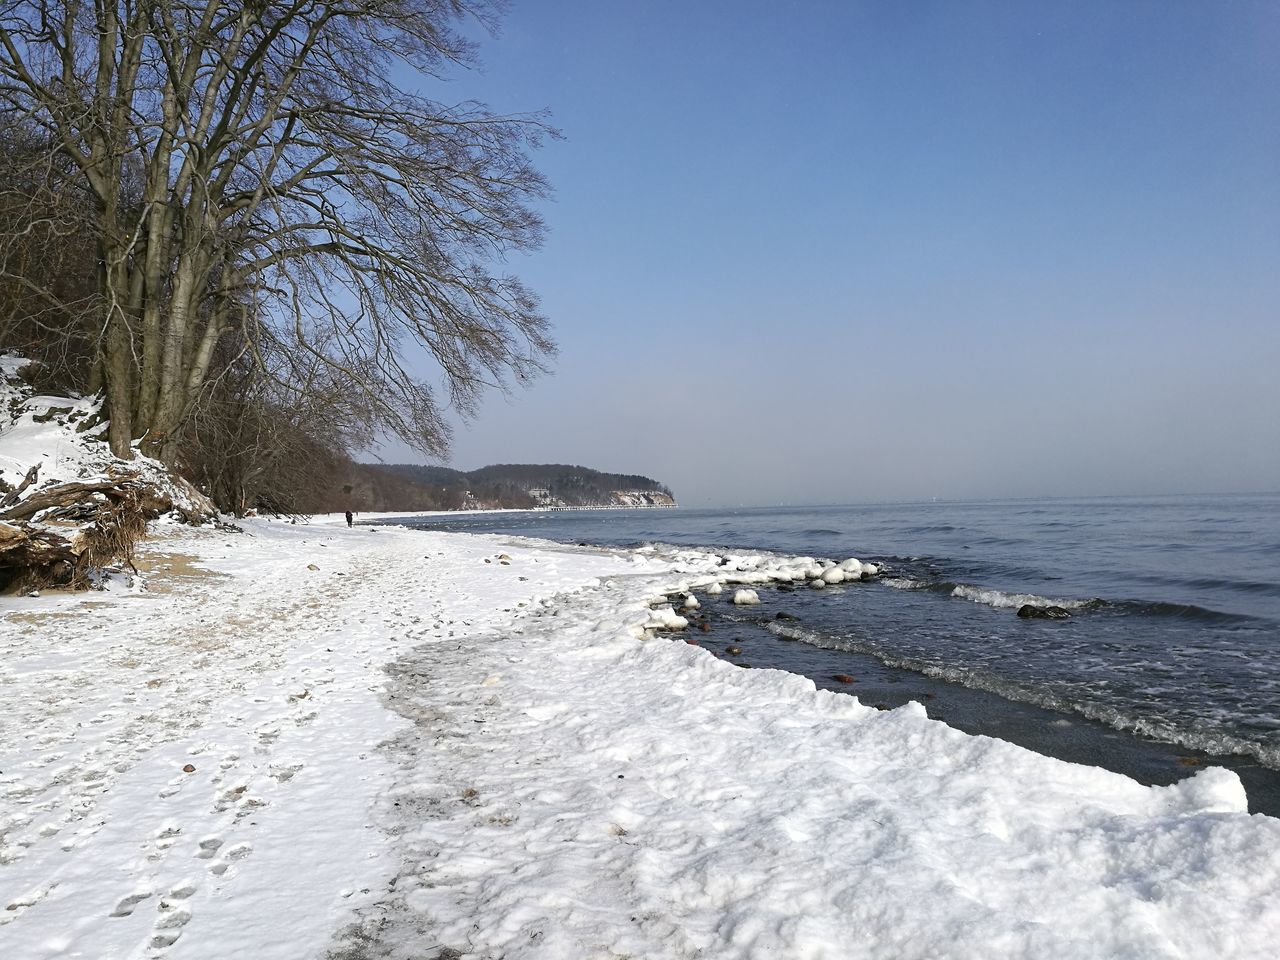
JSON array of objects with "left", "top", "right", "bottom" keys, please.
[{"left": 396, "top": 494, "right": 1280, "bottom": 813}]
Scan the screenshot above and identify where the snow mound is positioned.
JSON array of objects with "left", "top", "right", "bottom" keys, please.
[
  {"left": 0, "top": 355, "right": 212, "bottom": 520},
  {"left": 1, "top": 355, "right": 216, "bottom": 590},
  {"left": 645, "top": 605, "right": 688, "bottom": 631}
]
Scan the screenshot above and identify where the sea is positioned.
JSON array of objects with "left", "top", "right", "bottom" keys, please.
[{"left": 394, "top": 494, "right": 1280, "bottom": 815}]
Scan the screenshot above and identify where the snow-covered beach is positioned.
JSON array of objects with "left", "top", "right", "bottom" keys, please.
[{"left": 3, "top": 518, "right": 1279, "bottom": 959}]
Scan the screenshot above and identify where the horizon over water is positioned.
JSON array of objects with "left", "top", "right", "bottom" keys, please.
[
  {"left": 391, "top": 493, "right": 1280, "bottom": 814},
  {"left": 695, "top": 489, "right": 1280, "bottom": 510}
]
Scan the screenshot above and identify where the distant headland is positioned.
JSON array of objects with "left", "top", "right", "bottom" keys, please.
[{"left": 339, "top": 462, "right": 676, "bottom": 513}]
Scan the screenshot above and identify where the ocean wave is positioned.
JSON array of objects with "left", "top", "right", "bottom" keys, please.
[
  {"left": 950, "top": 584, "right": 1096, "bottom": 611},
  {"left": 1109, "top": 599, "right": 1259, "bottom": 625},
  {"left": 881, "top": 577, "right": 923, "bottom": 590},
  {"left": 1122, "top": 570, "right": 1280, "bottom": 598},
  {"left": 883, "top": 576, "right": 1255, "bottom": 625},
  {"left": 764, "top": 622, "right": 1280, "bottom": 769}
]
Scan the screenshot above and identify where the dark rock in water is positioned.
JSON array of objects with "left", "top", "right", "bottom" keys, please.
[
  {"left": 775, "top": 611, "right": 798, "bottom": 621},
  {"left": 698, "top": 622, "right": 711, "bottom": 633},
  {"left": 1017, "top": 604, "right": 1072, "bottom": 620},
  {"left": 832, "top": 674, "right": 855, "bottom": 684},
  {"left": 777, "top": 583, "right": 794, "bottom": 592},
  {"left": 726, "top": 645, "right": 742, "bottom": 655}
]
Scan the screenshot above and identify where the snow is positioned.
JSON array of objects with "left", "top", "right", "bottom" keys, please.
[
  {"left": 2, "top": 519, "right": 1279, "bottom": 957},
  {"left": 0, "top": 355, "right": 211, "bottom": 519},
  {"left": 645, "top": 604, "right": 689, "bottom": 631}
]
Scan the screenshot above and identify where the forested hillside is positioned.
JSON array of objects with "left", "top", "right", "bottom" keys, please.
[{"left": 318, "top": 462, "right": 676, "bottom": 513}]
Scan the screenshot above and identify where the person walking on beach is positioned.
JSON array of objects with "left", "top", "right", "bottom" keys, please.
[{"left": 345, "top": 510, "right": 353, "bottom": 527}]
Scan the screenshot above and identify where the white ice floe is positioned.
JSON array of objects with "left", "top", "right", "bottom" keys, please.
[
  {"left": 839, "top": 557, "right": 864, "bottom": 575},
  {"left": 682, "top": 594, "right": 700, "bottom": 610},
  {"left": 731, "top": 588, "right": 761, "bottom": 606},
  {"left": 821, "top": 567, "right": 846, "bottom": 584},
  {"left": 1, "top": 517, "right": 1278, "bottom": 959}
]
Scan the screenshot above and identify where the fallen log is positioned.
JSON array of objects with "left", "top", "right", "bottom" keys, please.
[
  {"left": 0, "top": 520, "right": 78, "bottom": 591},
  {"left": 0, "top": 462, "right": 41, "bottom": 509},
  {"left": 0, "top": 479, "right": 121, "bottom": 523},
  {"left": 0, "top": 477, "right": 176, "bottom": 592}
]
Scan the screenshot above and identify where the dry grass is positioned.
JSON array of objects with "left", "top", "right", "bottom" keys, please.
[{"left": 71, "top": 490, "right": 151, "bottom": 584}]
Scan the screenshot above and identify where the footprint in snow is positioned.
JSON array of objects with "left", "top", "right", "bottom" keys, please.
[
  {"left": 198, "top": 836, "right": 253, "bottom": 876},
  {"left": 154, "top": 824, "right": 182, "bottom": 852},
  {"left": 194, "top": 836, "right": 223, "bottom": 860},
  {"left": 59, "top": 820, "right": 105, "bottom": 851},
  {"left": 269, "top": 761, "right": 304, "bottom": 783},
  {"left": 1, "top": 883, "right": 58, "bottom": 925},
  {"left": 150, "top": 899, "right": 192, "bottom": 949},
  {"left": 111, "top": 890, "right": 153, "bottom": 917}
]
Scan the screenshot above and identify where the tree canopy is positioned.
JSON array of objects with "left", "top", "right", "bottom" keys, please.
[{"left": 0, "top": 0, "right": 554, "bottom": 471}]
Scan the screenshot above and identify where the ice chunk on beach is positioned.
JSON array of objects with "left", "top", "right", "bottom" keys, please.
[
  {"left": 821, "top": 567, "right": 846, "bottom": 584},
  {"left": 839, "top": 558, "right": 864, "bottom": 576},
  {"left": 682, "top": 594, "right": 699, "bottom": 610},
  {"left": 732, "top": 589, "right": 761, "bottom": 606},
  {"left": 646, "top": 605, "right": 688, "bottom": 630},
  {"left": 1154, "top": 766, "right": 1249, "bottom": 815}
]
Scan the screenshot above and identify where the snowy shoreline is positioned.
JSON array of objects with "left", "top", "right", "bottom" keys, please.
[{"left": 3, "top": 520, "right": 1279, "bottom": 958}]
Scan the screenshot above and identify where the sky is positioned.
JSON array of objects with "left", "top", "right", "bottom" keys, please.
[{"left": 381, "top": 0, "right": 1280, "bottom": 507}]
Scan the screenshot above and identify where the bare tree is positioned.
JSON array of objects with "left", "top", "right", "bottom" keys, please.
[
  {"left": 0, "top": 117, "right": 100, "bottom": 390},
  {"left": 0, "top": 0, "right": 554, "bottom": 464}
]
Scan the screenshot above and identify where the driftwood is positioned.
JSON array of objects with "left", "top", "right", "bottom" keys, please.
[
  {"left": 0, "top": 462, "right": 41, "bottom": 509},
  {"left": 0, "top": 520, "right": 77, "bottom": 590},
  {"left": 0, "top": 477, "right": 176, "bottom": 592},
  {"left": 0, "top": 480, "right": 120, "bottom": 522}
]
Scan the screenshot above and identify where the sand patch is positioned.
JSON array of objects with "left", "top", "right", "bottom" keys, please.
[{"left": 133, "top": 549, "right": 227, "bottom": 594}]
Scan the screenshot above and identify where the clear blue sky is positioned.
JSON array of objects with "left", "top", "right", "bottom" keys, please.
[{"left": 384, "top": 0, "right": 1280, "bottom": 506}]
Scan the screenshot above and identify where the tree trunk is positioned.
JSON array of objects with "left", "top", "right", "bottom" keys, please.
[
  {"left": 104, "top": 312, "right": 134, "bottom": 459},
  {"left": 98, "top": 236, "right": 136, "bottom": 460}
]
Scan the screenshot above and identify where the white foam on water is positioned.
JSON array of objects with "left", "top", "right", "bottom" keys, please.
[
  {"left": 882, "top": 577, "right": 922, "bottom": 590},
  {"left": 951, "top": 584, "right": 1090, "bottom": 610},
  {"left": 765, "top": 621, "right": 1280, "bottom": 770}
]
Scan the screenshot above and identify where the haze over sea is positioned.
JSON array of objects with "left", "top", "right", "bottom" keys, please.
[{"left": 399, "top": 492, "right": 1280, "bottom": 813}]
